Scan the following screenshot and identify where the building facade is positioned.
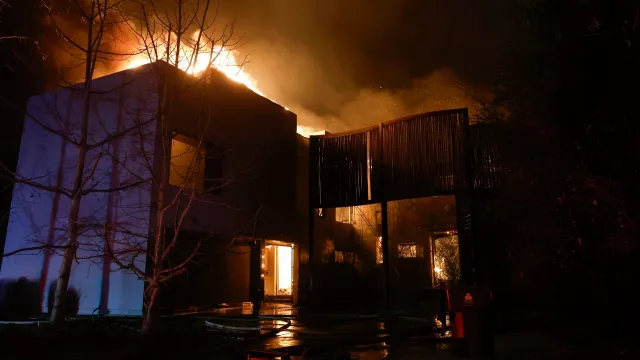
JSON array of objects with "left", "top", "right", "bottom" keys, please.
[{"left": 0, "top": 62, "right": 299, "bottom": 315}]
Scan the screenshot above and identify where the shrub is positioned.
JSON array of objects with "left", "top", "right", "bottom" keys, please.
[
  {"left": 0, "top": 277, "right": 41, "bottom": 320},
  {"left": 47, "top": 281, "right": 80, "bottom": 318}
]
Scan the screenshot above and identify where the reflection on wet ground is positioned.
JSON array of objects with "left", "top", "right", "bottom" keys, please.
[
  {"left": 210, "top": 302, "right": 298, "bottom": 316},
  {"left": 198, "top": 303, "right": 635, "bottom": 359},
  {"left": 200, "top": 303, "right": 449, "bottom": 358},
  {"left": 202, "top": 302, "right": 457, "bottom": 358}
]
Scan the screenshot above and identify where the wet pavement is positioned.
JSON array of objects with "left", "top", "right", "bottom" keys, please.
[
  {"left": 202, "top": 302, "right": 458, "bottom": 359},
  {"left": 207, "top": 302, "right": 298, "bottom": 316},
  {"left": 0, "top": 302, "right": 635, "bottom": 360},
  {"left": 200, "top": 303, "right": 636, "bottom": 359}
]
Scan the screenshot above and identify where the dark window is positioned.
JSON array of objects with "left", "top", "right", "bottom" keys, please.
[{"left": 204, "top": 143, "right": 225, "bottom": 194}]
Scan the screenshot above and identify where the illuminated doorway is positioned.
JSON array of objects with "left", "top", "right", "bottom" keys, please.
[{"left": 264, "top": 243, "right": 293, "bottom": 300}]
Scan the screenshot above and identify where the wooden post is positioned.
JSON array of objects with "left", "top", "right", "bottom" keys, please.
[
  {"left": 381, "top": 201, "right": 391, "bottom": 311},
  {"left": 455, "top": 108, "right": 476, "bottom": 286},
  {"left": 307, "top": 136, "right": 317, "bottom": 302},
  {"left": 378, "top": 123, "right": 392, "bottom": 311},
  {"left": 249, "top": 240, "right": 264, "bottom": 316}
]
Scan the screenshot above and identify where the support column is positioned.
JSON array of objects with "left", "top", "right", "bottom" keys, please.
[
  {"left": 455, "top": 196, "right": 475, "bottom": 285},
  {"left": 378, "top": 122, "right": 392, "bottom": 311},
  {"left": 307, "top": 136, "right": 317, "bottom": 304},
  {"left": 380, "top": 201, "right": 391, "bottom": 311},
  {"left": 454, "top": 108, "right": 476, "bottom": 286},
  {"left": 249, "top": 240, "right": 264, "bottom": 316}
]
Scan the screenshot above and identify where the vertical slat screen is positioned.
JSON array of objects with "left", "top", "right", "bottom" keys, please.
[{"left": 310, "top": 108, "right": 498, "bottom": 208}]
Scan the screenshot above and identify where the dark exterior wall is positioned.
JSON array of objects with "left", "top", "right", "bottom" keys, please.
[
  {"left": 156, "top": 229, "right": 251, "bottom": 311},
  {"left": 151, "top": 64, "right": 298, "bottom": 309},
  {"left": 295, "top": 135, "right": 311, "bottom": 304},
  {"left": 163, "top": 67, "right": 297, "bottom": 242}
]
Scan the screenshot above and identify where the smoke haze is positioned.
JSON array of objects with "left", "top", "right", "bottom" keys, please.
[
  {"left": 216, "top": 0, "right": 517, "bottom": 132},
  {"left": 42, "top": 0, "right": 519, "bottom": 133}
]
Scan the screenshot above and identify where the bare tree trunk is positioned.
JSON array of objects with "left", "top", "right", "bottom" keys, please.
[
  {"left": 50, "top": 193, "right": 83, "bottom": 325},
  {"left": 38, "top": 136, "right": 68, "bottom": 309},
  {"left": 141, "top": 284, "right": 160, "bottom": 334},
  {"left": 50, "top": 1, "right": 97, "bottom": 325}
]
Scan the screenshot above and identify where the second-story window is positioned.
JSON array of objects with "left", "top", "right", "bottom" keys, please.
[
  {"left": 169, "top": 134, "right": 225, "bottom": 193},
  {"left": 169, "top": 134, "right": 206, "bottom": 191},
  {"left": 204, "top": 143, "right": 224, "bottom": 194}
]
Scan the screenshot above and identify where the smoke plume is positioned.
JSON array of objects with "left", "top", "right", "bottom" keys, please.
[
  {"left": 40, "top": 0, "right": 518, "bottom": 133},
  {"left": 217, "top": 0, "right": 516, "bottom": 132}
]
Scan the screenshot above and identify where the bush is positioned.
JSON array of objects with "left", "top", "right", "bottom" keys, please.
[
  {"left": 47, "top": 281, "right": 80, "bottom": 318},
  {"left": 0, "top": 277, "right": 41, "bottom": 320}
]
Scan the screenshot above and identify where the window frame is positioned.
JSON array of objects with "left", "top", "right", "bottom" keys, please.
[
  {"left": 397, "top": 242, "right": 424, "bottom": 259},
  {"left": 168, "top": 133, "right": 206, "bottom": 191},
  {"left": 168, "top": 132, "right": 225, "bottom": 194}
]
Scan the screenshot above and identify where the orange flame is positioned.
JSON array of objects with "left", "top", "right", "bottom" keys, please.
[
  {"left": 124, "top": 33, "right": 263, "bottom": 96},
  {"left": 123, "top": 31, "right": 320, "bottom": 137}
]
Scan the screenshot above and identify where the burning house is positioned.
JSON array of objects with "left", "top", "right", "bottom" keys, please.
[
  {"left": 0, "top": 53, "right": 497, "bottom": 317},
  {"left": 0, "top": 61, "right": 299, "bottom": 315}
]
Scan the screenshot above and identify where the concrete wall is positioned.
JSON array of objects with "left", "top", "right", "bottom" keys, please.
[{"left": 0, "top": 65, "right": 158, "bottom": 315}]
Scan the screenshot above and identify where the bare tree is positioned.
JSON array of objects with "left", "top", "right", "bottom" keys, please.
[
  {"left": 89, "top": 0, "right": 248, "bottom": 333},
  {"left": 2, "top": 0, "right": 253, "bottom": 332},
  {"left": 0, "top": 0, "right": 145, "bottom": 325},
  {"left": 0, "top": 1, "right": 30, "bottom": 43},
  {"left": 43, "top": 0, "right": 147, "bottom": 326}
]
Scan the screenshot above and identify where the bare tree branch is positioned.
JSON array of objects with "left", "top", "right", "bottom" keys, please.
[
  {"left": 2, "top": 244, "right": 69, "bottom": 258},
  {"left": 81, "top": 177, "right": 151, "bottom": 195}
]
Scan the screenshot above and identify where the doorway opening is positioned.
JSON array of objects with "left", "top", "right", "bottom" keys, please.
[{"left": 263, "top": 243, "right": 293, "bottom": 301}]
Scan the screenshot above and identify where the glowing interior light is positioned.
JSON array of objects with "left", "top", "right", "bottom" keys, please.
[{"left": 277, "top": 245, "right": 293, "bottom": 292}]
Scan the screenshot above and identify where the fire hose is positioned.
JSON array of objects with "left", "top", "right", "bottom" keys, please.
[
  {"left": 203, "top": 315, "right": 292, "bottom": 353},
  {"left": 200, "top": 311, "right": 448, "bottom": 356}
]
